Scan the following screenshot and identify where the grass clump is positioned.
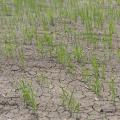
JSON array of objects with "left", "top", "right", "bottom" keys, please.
[
  {"left": 23, "top": 26, "right": 36, "bottom": 44},
  {"left": 35, "top": 37, "right": 44, "bottom": 56},
  {"left": 91, "top": 78, "right": 102, "bottom": 96},
  {"left": 109, "top": 78, "right": 117, "bottom": 103},
  {"left": 3, "top": 31, "right": 16, "bottom": 57},
  {"left": 55, "top": 44, "right": 71, "bottom": 66},
  {"left": 18, "top": 49, "right": 25, "bottom": 66},
  {"left": 91, "top": 56, "right": 99, "bottom": 80},
  {"left": 43, "top": 33, "right": 54, "bottom": 56},
  {"left": 19, "top": 80, "right": 37, "bottom": 112},
  {"left": 55, "top": 44, "right": 75, "bottom": 74},
  {"left": 73, "top": 46, "right": 84, "bottom": 63},
  {"left": 36, "top": 33, "right": 54, "bottom": 57},
  {"left": 91, "top": 56, "right": 102, "bottom": 96},
  {"left": 3, "top": 41, "right": 16, "bottom": 58},
  {"left": 60, "top": 87, "right": 80, "bottom": 114}
]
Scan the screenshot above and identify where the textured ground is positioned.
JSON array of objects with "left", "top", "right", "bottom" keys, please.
[
  {"left": 0, "top": 34, "right": 120, "bottom": 120},
  {"left": 0, "top": 2, "right": 120, "bottom": 120}
]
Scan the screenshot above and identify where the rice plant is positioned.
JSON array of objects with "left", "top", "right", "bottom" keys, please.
[
  {"left": 23, "top": 26, "right": 36, "bottom": 44},
  {"left": 91, "top": 78, "right": 102, "bottom": 96},
  {"left": 101, "top": 64, "right": 106, "bottom": 80},
  {"left": 35, "top": 36, "right": 44, "bottom": 56},
  {"left": 3, "top": 40, "right": 16, "bottom": 58},
  {"left": 18, "top": 49, "right": 25, "bottom": 66},
  {"left": 55, "top": 44, "right": 74, "bottom": 73},
  {"left": 91, "top": 56, "right": 99, "bottom": 80},
  {"left": 46, "top": 8, "right": 55, "bottom": 26},
  {"left": 73, "top": 46, "right": 84, "bottom": 63},
  {"left": 19, "top": 80, "right": 37, "bottom": 112},
  {"left": 109, "top": 79, "right": 117, "bottom": 103},
  {"left": 43, "top": 33, "right": 54, "bottom": 46},
  {"left": 60, "top": 87, "right": 80, "bottom": 113},
  {"left": 55, "top": 44, "right": 71, "bottom": 66},
  {"left": 40, "top": 13, "right": 49, "bottom": 31},
  {"left": 107, "top": 21, "right": 116, "bottom": 48},
  {"left": 91, "top": 56, "right": 102, "bottom": 96},
  {"left": 108, "top": 21, "right": 116, "bottom": 35}
]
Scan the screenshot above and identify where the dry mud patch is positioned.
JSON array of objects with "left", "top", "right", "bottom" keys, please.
[
  {"left": 0, "top": 51, "right": 120, "bottom": 120},
  {"left": 0, "top": 5, "right": 120, "bottom": 119}
]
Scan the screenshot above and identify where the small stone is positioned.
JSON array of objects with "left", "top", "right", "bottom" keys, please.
[
  {"left": 28, "top": 71, "right": 37, "bottom": 76},
  {"left": 100, "top": 108, "right": 116, "bottom": 113},
  {"left": 95, "top": 97, "right": 99, "bottom": 101},
  {"left": 11, "top": 65, "right": 19, "bottom": 71}
]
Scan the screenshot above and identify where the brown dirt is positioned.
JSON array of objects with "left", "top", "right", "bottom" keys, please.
[{"left": 0, "top": 14, "right": 120, "bottom": 120}]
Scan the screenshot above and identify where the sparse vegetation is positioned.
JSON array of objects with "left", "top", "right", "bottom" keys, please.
[
  {"left": 0, "top": 0, "right": 120, "bottom": 119},
  {"left": 109, "top": 78, "right": 117, "bottom": 103},
  {"left": 60, "top": 87, "right": 80, "bottom": 113},
  {"left": 19, "top": 80, "right": 37, "bottom": 112}
]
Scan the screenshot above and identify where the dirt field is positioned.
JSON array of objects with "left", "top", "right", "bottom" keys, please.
[{"left": 0, "top": 0, "right": 120, "bottom": 120}]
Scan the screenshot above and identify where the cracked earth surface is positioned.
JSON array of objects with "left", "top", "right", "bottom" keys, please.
[
  {"left": 0, "top": 45, "right": 120, "bottom": 120},
  {"left": 0, "top": 4, "right": 120, "bottom": 120}
]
